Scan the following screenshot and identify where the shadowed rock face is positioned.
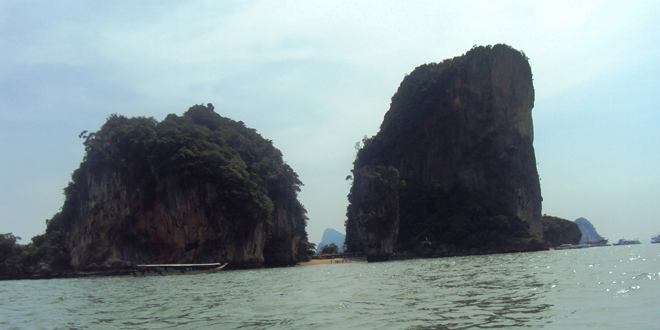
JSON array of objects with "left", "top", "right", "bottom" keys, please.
[
  {"left": 55, "top": 105, "right": 308, "bottom": 269},
  {"left": 346, "top": 166, "right": 401, "bottom": 261},
  {"left": 542, "top": 215, "right": 582, "bottom": 247},
  {"left": 346, "top": 44, "right": 542, "bottom": 257}
]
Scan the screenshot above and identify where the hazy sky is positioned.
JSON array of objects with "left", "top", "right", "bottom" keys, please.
[{"left": 1, "top": 1, "right": 658, "bottom": 246}]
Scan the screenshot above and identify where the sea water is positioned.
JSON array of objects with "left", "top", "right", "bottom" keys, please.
[{"left": 1, "top": 244, "right": 658, "bottom": 329}]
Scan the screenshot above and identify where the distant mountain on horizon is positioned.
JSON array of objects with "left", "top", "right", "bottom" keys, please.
[
  {"left": 574, "top": 217, "right": 604, "bottom": 244},
  {"left": 316, "top": 228, "right": 345, "bottom": 253}
]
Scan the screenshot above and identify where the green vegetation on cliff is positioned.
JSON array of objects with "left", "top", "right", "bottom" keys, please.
[
  {"left": 0, "top": 228, "right": 71, "bottom": 278},
  {"left": 542, "top": 215, "right": 581, "bottom": 247},
  {"left": 57, "top": 104, "right": 298, "bottom": 238}
]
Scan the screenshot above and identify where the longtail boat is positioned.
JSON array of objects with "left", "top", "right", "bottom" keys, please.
[{"left": 132, "top": 263, "right": 228, "bottom": 276}]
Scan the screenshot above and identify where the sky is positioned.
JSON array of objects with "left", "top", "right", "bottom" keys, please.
[{"left": 1, "top": 0, "right": 658, "bottom": 246}]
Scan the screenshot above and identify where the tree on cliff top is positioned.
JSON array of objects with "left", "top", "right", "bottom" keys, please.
[{"left": 67, "top": 105, "right": 302, "bottom": 227}]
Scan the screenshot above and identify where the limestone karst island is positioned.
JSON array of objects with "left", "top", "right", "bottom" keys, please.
[{"left": 2, "top": 44, "right": 584, "bottom": 279}]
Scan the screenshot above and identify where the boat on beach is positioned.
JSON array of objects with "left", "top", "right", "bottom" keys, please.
[
  {"left": 652, "top": 235, "right": 660, "bottom": 244},
  {"left": 132, "top": 263, "right": 228, "bottom": 276},
  {"left": 613, "top": 238, "right": 641, "bottom": 246}
]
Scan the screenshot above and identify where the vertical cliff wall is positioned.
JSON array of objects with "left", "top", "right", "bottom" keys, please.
[
  {"left": 346, "top": 44, "right": 543, "bottom": 256},
  {"left": 51, "top": 104, "right": 309, "bottom": 269},
  {"left": 346, "top": 166, "right": 401, "bottom": 261},
  {"left": 68, "top": 172, "right": 270, "bottom": 268}
]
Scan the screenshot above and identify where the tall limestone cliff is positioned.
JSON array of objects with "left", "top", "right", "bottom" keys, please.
[
  {"left": 48, "top": 104, "right": 309, "bottom": 269},
  {"left": 346, "top": 44, "right": 543, "bottom": 258}
]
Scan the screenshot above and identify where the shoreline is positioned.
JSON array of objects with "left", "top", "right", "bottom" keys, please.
[
  {"left": 296, "top": 257, "right": 367, "bottom": 267},
  {"left": 1, "top": 259, "right": 366, "bottom": 280},
  {"left": 2, "top": 248, "right": 553, "bottom": 280}
]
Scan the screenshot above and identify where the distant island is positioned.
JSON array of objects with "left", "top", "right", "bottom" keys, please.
[
  {"left": 316, "top": 228, "right": 346, "bottom": 253},
  {"left": 574, "top": 217, "right": 605, "bottom": 244},
  {"left": 1, "top": 104, "right": 311, "bottom": 279}
]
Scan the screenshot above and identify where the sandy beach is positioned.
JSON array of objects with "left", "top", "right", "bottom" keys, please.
[{"left": 296, "top": 258, "right": 367, "bottom": 267}]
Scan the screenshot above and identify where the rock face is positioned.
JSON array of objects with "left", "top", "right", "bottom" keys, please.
[
  {"left": 346, "top": 166, "right": 401, "bottom": 261},
  {"left": 68, "top": 175, "right": 297, "bottom": 268},
  {"left": 49, "top": 105, "right": 309, "bottom": 269},
  {"left": 346, "top": 44, "right": 542, "bottom": 257}
]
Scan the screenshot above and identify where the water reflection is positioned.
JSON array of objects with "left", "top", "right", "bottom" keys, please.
[{"left": 398, "top": 253, "right": 554, "bottom": 328}]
